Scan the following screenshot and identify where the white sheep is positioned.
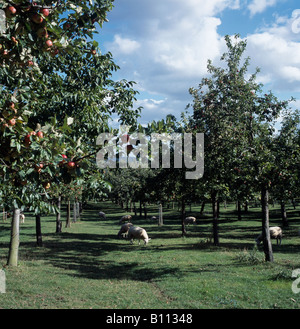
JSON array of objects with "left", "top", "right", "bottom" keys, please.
[
  {"left": 117, "top": 222, "right": 133, "bottom": 239},
  {"left": 20, "top": 213, "right": 25, "bottom": 223},
  {"left": 127, "top": 226, "right": 151, "bottom": 245},
  {"left": 184, "top": 216, "right": 196, "bottom": 225},
  {"left": 151, "top": 216, "right": 157, "bottom": 221},
  {"left": 98, "top": 211, "right": 106, "bottom": 220},
  {"left": 256, "top": 226, "right": 283, "bottom": 246},
  {"left": 119, "top": 214, "right": 132, "bottom": 224}
]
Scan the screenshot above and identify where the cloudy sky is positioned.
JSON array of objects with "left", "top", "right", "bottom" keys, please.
[{"left": 96, "top": 0, "right": 300, "bottom": 126}]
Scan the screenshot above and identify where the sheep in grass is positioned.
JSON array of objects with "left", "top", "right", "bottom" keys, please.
[
  {"left": 98, "top": 211, "right": 106, "bottom": 220},
  {"left": 184, "top": 216, "right": 196, "bottom": 226},
  {"left": 127, "top": 226, "right": 151, "bottom": 245},
  {"left": 151, "top": 216, "right": 157, "bottom": 221},
  {"left": 119, "top": 214, "right": 132, "bottom": 224},
  {"left": 20, "top": 213, "right": 25, "bottom": 223},
  {"left": 256, "top": 226, "right": 283, "bottom": 246},
  {"left": 117, "top": 222, "right": 133, "bottom": 239}
]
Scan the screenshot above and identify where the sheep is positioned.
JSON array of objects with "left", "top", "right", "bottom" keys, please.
[
  {"left": 184, "top": 216, "right": 197, "bottom": 226},
  {"left": 256, "top": 226, "right": 283, "bottom": 246},
  {"left": 151, "top": 216, "right": 157, "bottom": 221},
  {"left": 98, "top": 211, "right": 106, "bottom": 220},
  {"left": 127, "top": 226, "right": 151, "bottom": 245},
  {"left": 119, "top": 214, "right": 132, "bottom": 224},
  {"left": 117, "top": 222, "right": 133, "bottom": 239},
  {"left": 20, "top": 213, "right": 25, "bottom": 224}
]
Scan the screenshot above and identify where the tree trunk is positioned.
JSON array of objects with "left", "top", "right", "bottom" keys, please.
[
  {"left": 212, "top": 192, "right": 219, "bottom": 246},
  {"left": 66, "top": 200, "right": 71, "bottom": 228},
  {"left": 56, "top": 196, "right": 62, "bottom": 233},
  {"left": 7, "top": 208, "right": 20, "bottom": 266},
  {"left": 280, "top": 201, "right": 288, "bottom": 227},
  {"left": 237, "top": 200, "right": 242, "bottom": 221},
  {"left": 200, "top": 201, "right": 205, "bottom": 215},
  {"left": 181, "top": 198, "right": 186, "bottom": 236},
  {"left": 35, "top": 214, "right": 43, "bottom": 247},
  {"left": 139, "top": 200, "right": 142, "bottom": 217},
  {"left": 261, "top": 187, "right": 273, "bottom": 262},
  {"left": 144, "top": 203, "right": 147, "bottom": 219},
  {"left": 72, "top": 201, "right": 77, "bottom": 223}
]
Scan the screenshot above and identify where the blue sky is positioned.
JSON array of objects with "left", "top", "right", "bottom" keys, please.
[{"left": 95, "top": 0, "right": 300, "bottom": 126}]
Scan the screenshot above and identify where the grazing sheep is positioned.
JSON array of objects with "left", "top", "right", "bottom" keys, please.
[
  {"left": 98, "top": 211, "right": 106, "bottom": 220},
  {"left": 119, "top": 214, "right": 132, "bottom": 224},
  {"left": 184, "top": 216, "right": 196, "bottom": 226},
  {"left": 256, "top": 226, "right": 283, "bottom": 246},
  {"left": 20, "top": 213, "right": 25, "bottom": 223},
  {"left": 127, "top": 226, "right": 151, "bottom": 245},
  {"left": 151, "top": 216, "right": 157, "bottom": 221},
  {"left": 117, "top": 222, "right": 133, "bottom": 239}
]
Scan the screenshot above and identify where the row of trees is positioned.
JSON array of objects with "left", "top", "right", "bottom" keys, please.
[{"left": 104, "top": 35, "right": 300, "bottom": 262}]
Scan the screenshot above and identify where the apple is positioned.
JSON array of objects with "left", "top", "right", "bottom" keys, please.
[
  {"left": 11, "top": 37, "right": 18, "bottom": 44},
  {"left": 24, "top": 134, "right": 31, "bottom": 147},
  {"left": 36, "top": 131, "right": 44, "bottom": 138},
  {"left": 8, "top": 118, "right": 16, "bottom": 126},
  {"left": 35, "top": 163, "right": 44, "bottom": 173},
  {"left": 31, "top": 13, "right": 43, "bottom": 24},
  {"left": 67, "top": 161, "right": 76, "bottom": 169},
  {"left": 41, "top": 8, "right": 50, "bottom": 17},
  {"left": 5, "top": 6, "right": 17, "bottom": 18},
  {"left": 43, "top": 182, "right": 51, "bottom": 189},
  {"left": 37, "top": 28, "right": 48, "bottom": 38},
  {"left": 45, "top": 39, "right": 53, "bottom": 48},
  {"left": 62, "top": 154, "right": 68, "bottom": 159},
  {"left": 91, "top": 49, "right": 96, "bottom": 55}
]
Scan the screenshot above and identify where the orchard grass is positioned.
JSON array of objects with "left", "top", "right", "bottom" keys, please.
[{"left": 0, "top": 201, "right": 300, "bottom": 309}]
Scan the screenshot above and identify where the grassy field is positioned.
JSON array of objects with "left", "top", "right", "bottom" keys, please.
[{"left": 0, "top": 200, "right": 300, "bottom": 309}]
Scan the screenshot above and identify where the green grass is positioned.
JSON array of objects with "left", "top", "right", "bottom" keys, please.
[{"left": 1, "top": 200, "right": 300, "bottom": 309}]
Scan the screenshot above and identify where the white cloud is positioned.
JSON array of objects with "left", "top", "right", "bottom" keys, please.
[
  {"left": 247, "top": 0, "right": 278, "bottom": 17},
  {"left": 110, "top": 34, "right": 140, "bottom": 54}
]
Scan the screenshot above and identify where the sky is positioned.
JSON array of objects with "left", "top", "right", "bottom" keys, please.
[{"left": 95, "top": 0, "right": 300, "bottom": 126}]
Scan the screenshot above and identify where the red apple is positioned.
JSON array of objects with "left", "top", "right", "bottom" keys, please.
[
  {"left": 45, "top": 39, "right": 53, "bottom": 48},
  {"left": 11, "top": 37, "right": 18, "bottom": 44},
  {"left": 41, "top": 8, "right": 50, "bottom": 17},
  {"left": 8, "top": 118, "right": 16, "bottom": 126},
  {"left": 36, "top": 131, "right": 44, "bottom": 138},
  {"left": 5, "top": 6, "right": 17, "bottom": 18},
  {"left": 62, "top": 154, "right": 68, "bottom": 159},
  {"left": 24, "top": 134, "right": 31, "bottom": 147},
  {"left": 31, "top": 13, "right": 43, "bottom": 24},
  {"left": 67, "top": 161, "right": 76, "bottom": 169}
]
